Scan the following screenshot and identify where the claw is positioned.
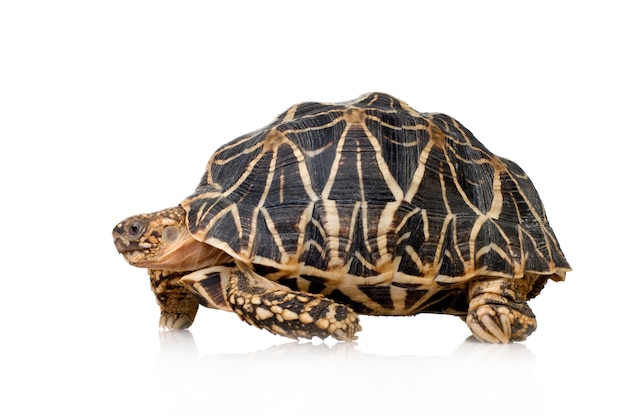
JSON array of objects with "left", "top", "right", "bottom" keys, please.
[
  {"left": 469, "top": 321, "right": 500, "bottom": 343},
  {"left": 160, "top": 313, "right": 194, "bottom": 330},
  {"left": 480, "top": 314, "right": 510, "bottom": 343},
  {"left": 499, "top": 312, "right": 512, "bottom": 340}
]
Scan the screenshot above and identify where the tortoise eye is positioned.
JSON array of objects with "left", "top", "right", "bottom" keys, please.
[{"left": 127, "top": 220, "right": 146, "bottom": 240}]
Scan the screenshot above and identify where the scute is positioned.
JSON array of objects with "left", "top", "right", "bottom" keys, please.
[{"left": 182, "top": 93, "right": 571, "bottom": 288}]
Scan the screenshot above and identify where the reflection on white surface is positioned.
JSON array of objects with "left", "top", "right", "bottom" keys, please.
[{"left": 152, "top": 330, "right": 540, "bottom": 416}]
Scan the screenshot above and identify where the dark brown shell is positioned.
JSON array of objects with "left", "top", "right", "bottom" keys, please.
[{"left": 181, "top": 92, "right": 570, "bottom": 313}]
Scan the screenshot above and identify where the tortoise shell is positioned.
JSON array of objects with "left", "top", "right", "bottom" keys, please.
[{"left": 181, "top": 92, "right": 570, "bottom": 315}]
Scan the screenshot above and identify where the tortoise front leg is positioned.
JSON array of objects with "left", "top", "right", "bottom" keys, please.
[
  {"left": 466, "top": 278, "right": 537, "bottom": 343},
  {"left": 226, "top": 268, "right": 361, "bottom": 341},
  {"left": 149, "top": 269, "right": 199, "bottom": 330}
]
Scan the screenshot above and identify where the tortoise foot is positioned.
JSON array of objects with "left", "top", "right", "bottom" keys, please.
[
  {"left": 150, "top": 269, "right": 200, "bottom": 330},
  {"left": 227, "top": 270, "right": 361, "bottom": 341},
  {"left": 466, "top": 279, "right": 537, "bottom": 343}
]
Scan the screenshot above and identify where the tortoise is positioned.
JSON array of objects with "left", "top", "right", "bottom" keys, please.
[{"left": 113, "top": 92, "right": 570, "bottom": 343}]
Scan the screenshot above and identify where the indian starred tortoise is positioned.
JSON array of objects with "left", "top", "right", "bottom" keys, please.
[{"left": 113, "top": 92, "right": 570, "bottom": 343}]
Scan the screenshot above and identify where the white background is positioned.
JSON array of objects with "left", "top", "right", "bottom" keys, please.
[{"left": 1, "top": 1, "right": 623, "bottom": 414}]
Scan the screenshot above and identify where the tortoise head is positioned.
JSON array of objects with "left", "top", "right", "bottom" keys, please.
[{"left": 113, "top": 206, "right": 221, "bottom": 272}]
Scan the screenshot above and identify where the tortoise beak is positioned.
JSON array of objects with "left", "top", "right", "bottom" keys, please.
[{"left": 114, "top": 235, "right": 141, "bottom": 254}]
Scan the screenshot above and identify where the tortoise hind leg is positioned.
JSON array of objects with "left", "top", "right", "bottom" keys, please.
[
  {"left": 466, "top": 278, "right": 537, "bottom": 343},
  {"left": 226, "top": 268, "right": 361, "bottom": 341}
]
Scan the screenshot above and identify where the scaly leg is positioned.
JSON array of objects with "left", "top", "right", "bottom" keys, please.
[
  {"left": 181, "top": 265, "right": 361, "bottom": 340},
  {"left": 226, "top": 269, "right": 361, "bottom": 341},
  {"left": 466, "top": 278, "right": 537, "bottom": 343}
]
